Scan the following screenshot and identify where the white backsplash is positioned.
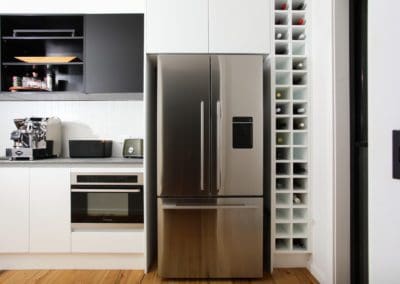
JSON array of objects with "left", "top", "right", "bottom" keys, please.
[{"left": 0, "top": 100, "right": 144, "bottom": 157}]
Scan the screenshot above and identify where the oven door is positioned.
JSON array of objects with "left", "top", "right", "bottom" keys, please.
[{"left": 71, "top": 186, "right": 143, "bottom": 224}]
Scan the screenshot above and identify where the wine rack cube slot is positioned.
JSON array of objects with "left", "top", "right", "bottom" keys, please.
[
  {"left": 293, "top": 132, "right": 307, "bottom": 145},
  {"left": 292, "top": 26, "right": 306, "bottom": 40},
  {"left": 276, "top": 223, "right": 291, "bottom": 236},
  {"left": 276, "top": 162, "right": 291, "bottom": 175},
  {"left": 292, "top": 41, "right": 306, "bottom": 55},
  {"left": 275, "top": 42, "right": 289, "bottom": 55},
  {"left": 293, "top": 193, "right": 307, "bottom": 206},
  {"left": 276, "top": 147, "right": 290, "bottom": 160},
  {"left": 293, "top": 238, "right": 307, "bottom": 251},
  {"left": 293, "top": 86, "right": 307, "bottom": 100},
  {"left": 276, "top": 57, "right": 291, "bottom": 70},
  {"left": 275, "top": 26, "right": 289, "bottom": 40},
  {"left": 276, "top": 86, "right": 291, "bottom": 100},
  {"left": 293, "top": 102, "right": 307, "bottom": 115},
  {"left": 275, "top": 0, "right": 289, "bottom": 10},
  {"left": 292, "top": 0, "right": 306, "bottom": 10},
  {"left": 275, "top": 13, "right": 289, "bottom": 25},
  {"left": 293, "top": 117, "right": 307, "bottom": 130},
  {"left": 276, "top": 208, "right": 291, "bottom": 221},
  {"left": 276, "top": 177, "right": 290, "bottom": 190},
  {"left": 293, "top": 162, "right": 307, "bottom": 175},
  {"left": 276, "top": 117, "right": 290, "bottom": 130},
  {"left": 293, "top": 208, "right": 307, "bottom": 220},
  {"left": 292, "top": 13, "right": 306, "bottom": 26},
  {"left": 276, "top": 238, "right": 291, "bottom": 250},
  {"left": 273, "top": 0, "right": 310, "bottom": 256},
  {"left": 276, "top": 132, "right": 291, "bottom": 145},
  {"left": 293, "top": 223, "right": 307, "bottom": 237},
  {"left": 293, "top": 147, "right": 308, "bottom": 161}
]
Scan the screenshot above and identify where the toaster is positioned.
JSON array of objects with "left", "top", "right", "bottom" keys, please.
[{"left": 123, "top": 139, "right": 143, "bottom": 158}]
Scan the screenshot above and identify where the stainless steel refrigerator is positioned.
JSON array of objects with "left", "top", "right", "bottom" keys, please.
[{"left": 157, "top": 55, "right": 263, "bottom": 278}]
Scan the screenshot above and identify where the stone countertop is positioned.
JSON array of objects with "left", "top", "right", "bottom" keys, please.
[{"left": 0, "top": 157, "right": 143, "bottom": 166}]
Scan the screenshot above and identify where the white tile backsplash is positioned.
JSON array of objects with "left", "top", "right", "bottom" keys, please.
[{"left": 0, "top": 100, "right": 144, "bottom": 157}]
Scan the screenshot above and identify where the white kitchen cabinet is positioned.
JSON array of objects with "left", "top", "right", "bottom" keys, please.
[
  {"left": 209, "top": 0, "right": 271, "bottom": 54},
  {"left": 0, "top": 168, "right": 30, "bottom": 253},
  {"left": 146, "top": 0, "right": 209, "bottom": 53},
  {"left": 30, "top": 168, "right": 71, "bottom": 253}
]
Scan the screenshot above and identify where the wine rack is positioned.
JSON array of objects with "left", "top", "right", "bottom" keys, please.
[{"left": 272, "top": 0, "right": 310, "bottom": 254}]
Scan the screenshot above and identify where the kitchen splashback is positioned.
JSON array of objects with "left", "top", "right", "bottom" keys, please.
[{"left": 0, "top": 100, "right": 144, "bottom": 158}]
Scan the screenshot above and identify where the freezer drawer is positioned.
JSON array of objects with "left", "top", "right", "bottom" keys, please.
[{"left": 158, "top": 198, "right": 263, "bottom": 278}]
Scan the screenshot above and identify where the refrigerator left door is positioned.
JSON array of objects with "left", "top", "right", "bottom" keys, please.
[{"left": 157, "top": 55, "right": 211, "bottom": 197}]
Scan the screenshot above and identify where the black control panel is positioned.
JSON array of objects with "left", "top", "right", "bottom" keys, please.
[
  {"left": 232, "top": 117, "right": 253, "bottom": 149},
  {"left": 393, "top": 130, "right": 400, "bottom": 179}
]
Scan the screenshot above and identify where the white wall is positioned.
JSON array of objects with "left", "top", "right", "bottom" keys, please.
[
  {"left": 369, "top": 1, "right": 400, "bottom": 283},
  {"left": 0, "top": 0, "right": 144, "bottom": 14},
  {"left": 0, "top": 101, "right": 144, "bottom": 157},
  {"left": 309, "top": 0, "right": 334, "bottom": 283}
]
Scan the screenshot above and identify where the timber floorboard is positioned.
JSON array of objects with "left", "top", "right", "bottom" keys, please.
[{"left": 0, "top": 268, "right": 318, "bottom": 284}]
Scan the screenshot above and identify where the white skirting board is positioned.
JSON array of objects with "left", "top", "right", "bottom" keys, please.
[{"left": 0, "top": 254, "right": 145, "bottom": 270}]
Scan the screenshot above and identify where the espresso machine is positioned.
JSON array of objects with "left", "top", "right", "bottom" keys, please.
[{"left": 6, "top": 117, "right": 62, "bottom": 160}]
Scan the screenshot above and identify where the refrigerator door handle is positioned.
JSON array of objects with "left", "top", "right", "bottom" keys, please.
[
  {"left": 200, "top": 100, "right": 205, "bottom": 191},
  {"left": 162, "top": 204, "right": 258, "bottom": 210},
  {"left": 216, "top": 100, "right": 222, "bottom": 191}
]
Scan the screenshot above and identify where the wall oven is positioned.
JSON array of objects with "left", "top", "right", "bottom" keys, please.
[{"left": 71, "top": 172, "right": 144, "bottom": 229}]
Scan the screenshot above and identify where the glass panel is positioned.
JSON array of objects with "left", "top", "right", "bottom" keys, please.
[{"left": 87, "top": 193, "right": 129, "bottom": 217}]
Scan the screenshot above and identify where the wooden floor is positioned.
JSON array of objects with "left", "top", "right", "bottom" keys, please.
[{"left": 0, "top": 268, "right": 319, "bottom": 284}]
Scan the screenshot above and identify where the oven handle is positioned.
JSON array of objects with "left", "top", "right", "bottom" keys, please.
[{"left": 71, "top": 189, "right": 141, "bottom": 193}]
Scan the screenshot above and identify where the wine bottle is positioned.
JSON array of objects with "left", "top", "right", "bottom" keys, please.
[
  {"left": 294, "top": 62, "right": 304, "bottom": 70},
  {"left": 294, "top": 121, "right": 305, "bottom": 129},
  {"left": 276, "top": 92, "right": 282, "bottom": 99},
  {"left": 295, "top": 33, "right": 306, "bottom": 40},
  {"left": 294, "top": 164, "right": 307, "bottom": 174},
  {"left": 294, "top": 2, "right": 307, "bottom": 10},
  {"left": 280, "top": 3, "right": 288, "bottom": 10},
  {"left": 276, "top": 46, "right": 288, "bottom": 55},
  {"left": 277, "top": 121, "right": 287, "bottom": 129},
  {"left": 276, "top": 149, "right": 286, "bottom": 160},
  {"left": 276, "top": 32, "right": 283, "bottom": 39},
  {"left": 276, "top": 106, "right": 282, "bottom": 114},
  {"left": 296, "top": 18, "right": 306, "bottom": 25},
  {"left": 293, "top": 194, "right": 301, "bottom": 204},
  {"left": 276, "top": 135, "right": 284, "bottom": 144},
  {"left": 294, "top": 106, "right": 305, "bottom": 114}
]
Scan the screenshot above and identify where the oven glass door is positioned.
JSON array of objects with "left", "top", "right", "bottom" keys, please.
[{"left": 71, "top": 189, "right": 143, "bottom": 223}]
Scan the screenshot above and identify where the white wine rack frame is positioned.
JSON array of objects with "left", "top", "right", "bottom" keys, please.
[{"left": 272, "top": 0, "right": 311, "bottom": 254}]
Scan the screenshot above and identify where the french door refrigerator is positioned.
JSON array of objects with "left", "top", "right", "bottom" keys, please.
[{"left": 157, "top": 55, "right": 264, "bottom": 278}]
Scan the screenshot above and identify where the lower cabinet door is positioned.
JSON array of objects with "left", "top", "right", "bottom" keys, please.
[
  {"left": 30, "top": 168, "right": 71, "bottom": 253},
  {"left": 158, "top": 198, "right": 263, "bottom": 278},
  {"left": 0, "top": 168, "right": 30, "bottom": 253}
]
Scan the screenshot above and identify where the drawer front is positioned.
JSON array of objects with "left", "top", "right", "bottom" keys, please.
[{"left": 71, "top": 231, "right": 144, "bottom": 253}]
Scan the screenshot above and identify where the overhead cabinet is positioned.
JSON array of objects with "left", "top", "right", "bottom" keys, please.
[
  {"left": 0, "top": 14, "right": 144, "bottom": 97},
  {"left": 146, "top": 0, "right": 271, "bottom": 54}
]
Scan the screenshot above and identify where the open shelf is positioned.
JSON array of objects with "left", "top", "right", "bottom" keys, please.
[{"left": 276, "top": 208, "right": 291, "bottom": 221}]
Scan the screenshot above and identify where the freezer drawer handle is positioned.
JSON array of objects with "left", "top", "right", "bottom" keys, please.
[
  {"left": 200, "top": 100, "right": 205, "bottom": 191},
  {"left": 162, "top": 204, "right": 258, "bottom": 210},
  {"left": 216, "top": 101, "right": 222, "bottom": 191}
]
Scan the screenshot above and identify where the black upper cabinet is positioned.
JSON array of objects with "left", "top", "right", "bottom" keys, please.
[{"left": 84, "top": 14, "right": 144, "bottom": 94}]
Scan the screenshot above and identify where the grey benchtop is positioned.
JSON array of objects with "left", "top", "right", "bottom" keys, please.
[{"left": 0, "top": 157, "right": 143, "bottom": 167}]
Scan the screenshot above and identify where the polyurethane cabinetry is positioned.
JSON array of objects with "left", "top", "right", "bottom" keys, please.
[
  {"left": 209, "top": 0, "right": 271, "bottom": 54},
  {"left": 30, "top": 168, "right": 71, "bottom": 252},
  {"left": 0, "top": 168, "right": 29, "bottom": 253},
  {"left": 85, "top": 14, "right": 144, "bottom": 93},
  {"left": 146, "top": 0, "right": 209, "bottom": 53}
]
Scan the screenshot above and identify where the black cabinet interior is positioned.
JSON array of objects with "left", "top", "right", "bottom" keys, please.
[
  {"left": 0, "top": 14, "right": 144, "bottom": 97},
  {"left": 1, "top": 16, "right": 84, "bottom": 92},
  {"left": 84, "top": 14, "right": 144, "bottom": 93}
]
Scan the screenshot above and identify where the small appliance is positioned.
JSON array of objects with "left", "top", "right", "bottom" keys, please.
[
  {"left": 69, "top": 140, "right": 112, "bottom": 158},
  {"left": 6, "top": 117, "right": 62, "bottom": 160},
  {"left": 123, "top": 138, "right": 143, "bottom": 158}
]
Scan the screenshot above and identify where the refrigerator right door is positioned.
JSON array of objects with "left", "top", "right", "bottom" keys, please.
[{"left": 211, "top": 55, "right": 264, "bottom": 196}]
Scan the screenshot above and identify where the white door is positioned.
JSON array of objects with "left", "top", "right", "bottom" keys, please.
[
  {"left": 209, "top": 0, "right": 271, "bottom": 54},
  {"left": 146, "top": 0, "right": 209, "bottom": 53},
  {"left": 30, "top": 168, "right": 71, "bottom": 252},
  {"left": 0, "top": 168, "right": 30, "bottom": 253}
]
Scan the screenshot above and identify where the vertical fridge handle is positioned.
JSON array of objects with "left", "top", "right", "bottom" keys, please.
[
  {"left": 216, "top": 101, "right": 222, "bottom": 191},
  {"left": 200, "top": 101, "right": 205, "bottom": 191}
]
